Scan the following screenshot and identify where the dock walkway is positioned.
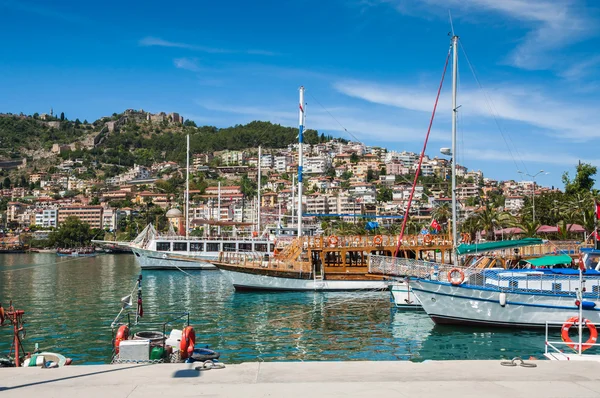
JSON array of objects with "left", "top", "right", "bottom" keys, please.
[{"left": 2, "top": 360, "right": 600, "bottom": 397}]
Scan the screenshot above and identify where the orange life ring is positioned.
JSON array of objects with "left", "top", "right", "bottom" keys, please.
[
  {"left": 447, "top": 268, "right": 465, "bottom": 285},
  {"left": 114, "top": 324, "right": 129, "bottom": 354},
  {"left": 328, "top": 235, "right": 339, "bottom": 246},
  {"left": 423, "top": 234, "right": 432, "bottom": 244},
  {"left": 180, "top": 326, "right": 196, "bottom": 359},
  {"left": 461, "top": 233, "right": 470, "bottom": 243},
  {"left": 561, "top": 316, "right": 598, "bottom": 352},
  {"left": 373, "top": 235, "right": 383, "bottom": 246}
]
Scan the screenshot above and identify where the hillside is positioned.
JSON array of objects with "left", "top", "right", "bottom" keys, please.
[
  {"left": 0, "top": 111, "right": 336, "bottom": 177},
  {"left": 0, "top": 114, "right": 93, "bottom": 159}
]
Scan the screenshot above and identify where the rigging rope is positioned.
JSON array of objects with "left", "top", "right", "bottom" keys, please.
[
  {"left": 394, "top": 45, "right": 452, "bottom": 257},
  {"left": 306, "top": 91, "right": 362, "bottom": 143},
  {"left": 458, "top": 40, "right": 528, "bottom": 175}
]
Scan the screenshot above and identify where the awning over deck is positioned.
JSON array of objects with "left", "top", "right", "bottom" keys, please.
[
  {"left": 523, "top": 254, "right": 573, "bottom": 267},
  {"left": 456, "top": 238, "right": 544, "bottom": 255}
]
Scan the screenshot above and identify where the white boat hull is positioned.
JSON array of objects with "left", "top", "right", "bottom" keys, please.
[
  {"left": 410, "top": 279, "right": 600, "bottom": 328},
  {"left": 218, "top": 267, "right": 390, "bottom": 291},
  {"left": 132, "top": 247, "right": 217, "bottom": 270},
  {"left": 390, "top": 282, "right": 422, "bottom": 310}
]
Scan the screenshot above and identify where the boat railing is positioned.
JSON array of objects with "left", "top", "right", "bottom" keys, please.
[
  {"left": 545, "top": 320, "right": 600, "bottom": 358},
  {"left": 368, "top": 254, "right": 479, "bottom": 280},
  {"left": 295, "top": 234, "right": 452, "bottom": 250},
  {"left": 466, "top": 270, "right": 600, "bottom": 299},
  {"left": 218, "top": 250, "right": 311, "bottom": 273}
]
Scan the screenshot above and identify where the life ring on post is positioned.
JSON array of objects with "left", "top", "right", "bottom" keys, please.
[
  {"left": 561, "top": 317, "right": 598, "bottom": 352},
  {"left": 373, "top": 235, "right": 383, "bottom": 246},
  {"left": 423, "top": 234, "right": 432, "bottom": 244},
  {"left": 180, "top": 326, "right": 196, "bottom": 360},
  {"left": 328, "top": 235, "right": 339, "bottom": 247},
  {"left": 447, "top": 268, "right": 465, "bottom": 285},
  {"left": 114, "top": 324, "right": 129, "bottom": 354}
]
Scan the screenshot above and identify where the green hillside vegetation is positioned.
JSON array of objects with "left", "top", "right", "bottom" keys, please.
[
  {"left": 61, "top": 119, "right": 335, "bottom": 168},
  {"left": 0, "top": 114, "right": 92, "bottom": 157}
]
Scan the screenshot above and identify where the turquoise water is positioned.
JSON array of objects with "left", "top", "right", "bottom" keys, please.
[{"left": 0, "top": 254, "right": 555, "bottom": 364}]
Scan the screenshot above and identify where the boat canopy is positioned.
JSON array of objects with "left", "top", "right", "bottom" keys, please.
[
  {"left": 522, "top": 254, "right": 572, "bottom": 267},
  {"left": 456, "top": 238, "right": 543, "bottom": 255}
]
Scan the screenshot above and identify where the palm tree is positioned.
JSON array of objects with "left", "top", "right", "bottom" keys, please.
[
  {"left": 514, "top": 219, "right": 540, "bottom": 238},
  {"left": 475, "top": 205, "right": 502, "bottom": 241}
]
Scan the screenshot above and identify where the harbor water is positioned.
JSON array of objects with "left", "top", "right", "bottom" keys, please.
[{"left": 1, "top": 254, "right": 554, "bottom": 364}]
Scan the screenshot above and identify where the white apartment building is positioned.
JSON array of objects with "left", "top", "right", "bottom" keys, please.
[
  {"left": 303, "top": 156, "right": 331, "bottom": 174},
  {"left": 274, "top": 155, "right": 293, "bottom": 173},
  {"left": 35, "top": 209, "right": 58, "bottom": 228}
]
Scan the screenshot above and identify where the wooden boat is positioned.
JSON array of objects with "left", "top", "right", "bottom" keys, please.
[{"left": 212, "top": 233, "right": 453, "bottom": 291}]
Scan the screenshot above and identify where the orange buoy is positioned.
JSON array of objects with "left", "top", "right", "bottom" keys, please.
[
  {"left": 423, "top": 234, "right": 432, "bottom": 244},
  {"left": 447, "top": 268, "right": 465, "bottom": 285},
  {"left": 373, "top": 235, "right": 383, "bottom": 246},
  {"left": 114, "top": 324, "right": 129, "bottom": 354},
  {"left": 328, "top": 235, "right": 339, "bottom": 246},
  {"left": 180, "top": 326, "right": 196, "bottom": 359},
  {"left": 561, "top": 317, "right": 598, "bottom": 352}
]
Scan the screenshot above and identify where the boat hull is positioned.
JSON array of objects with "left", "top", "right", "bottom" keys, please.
[
  {"left": 132, "top": 247, "right": 217, "bottom": 270},
  {"left": 218, "top": 266, "right": 390, "bottom": 291},
  {"left": 410, "top": 279, "right": 600, "bottom": 328},
  {"left": 390, "top": 282, "right": 422, "bottom": 310}
]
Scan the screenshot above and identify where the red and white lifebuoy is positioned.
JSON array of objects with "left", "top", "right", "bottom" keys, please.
[
  {"left": 180, "top": 326, "right": 196, "bottom": 360},
  {"left": 447, "top": 268, "right": 465, "bottom": 285},
  {"left": 561, "top": 317, "right": 598, "bottom": 352},
  {"left": 114, "top": 324, "right": 129, "bottom": 354}
]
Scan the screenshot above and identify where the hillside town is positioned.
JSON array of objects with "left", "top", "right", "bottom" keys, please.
[{"left": 0, "top": 110, "right": 557, "bottom": 246}]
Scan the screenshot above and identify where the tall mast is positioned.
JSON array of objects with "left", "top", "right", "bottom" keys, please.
[
  {"left": 451, "top": 35, "right": 459, "bottom": 251},
  {"left": 297, "top": 86, "right": 305, "bottom": 238},
  {"left": 217, "top": 181, "right": 221, "bottom": 235},
  {"left": 185, "top": 134, "right": 190, "bottom": 239},
  {"left": 257, "top": 145, "right": 262, "bottom": 236}
]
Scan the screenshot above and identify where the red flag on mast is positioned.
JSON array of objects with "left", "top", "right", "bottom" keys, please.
[
  {"left": 430, "top": 219, "right": 441, "bottom": 232},
  {"left": 595, "top": 200, "right": 600, "bottom": 220}
]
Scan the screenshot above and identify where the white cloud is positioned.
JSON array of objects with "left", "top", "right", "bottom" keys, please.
[
  {"left": 174, "top": 58, "right": 201, "bottom": 72},
  {"left": 377, "top": 0, "right": 596, "bottom": 71},
  {"left": 333, "top": 78, "right": 600, "bottom": 140},
  {"left": 560, "top": 55, "right": 600, "bottom": 81},
  {"left": 139, "top": 36, "right": 277, "bottom": 56}
]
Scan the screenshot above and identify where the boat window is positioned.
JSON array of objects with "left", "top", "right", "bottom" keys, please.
[
  {"left": 239, "top": 243, "right": 252, "bottom": 252},
  {"left": 255, "top": 243, "right": 267, "bottom": 252},
  {"left": 206, "top": 243, "right": 220, "bottom": 252},
  {"left": 552, "top": 283, "right": 562, "bottom": 292},
  {"left": 190, "top": 242, "right": 204, "bottom": 252},
  {"left": 156, "top": 242, "right": 170, "bottom": 251},
  {"left": 173, "top": 242, "right": 187, "bottom": 251},
  {"left": 223, "top": 243, "right": 236, "bottom": 252},
  {"left": 593, "top": 285, "right": 600, "bottom": 294}
]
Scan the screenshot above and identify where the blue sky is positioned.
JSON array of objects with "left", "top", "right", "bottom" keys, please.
[{"left": 1, "top": 0, "right": 600, "bottom": 188}]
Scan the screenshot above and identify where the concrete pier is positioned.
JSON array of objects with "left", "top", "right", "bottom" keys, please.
[{"left": 2, "top": 360, "right": 600, "bottom": 398}]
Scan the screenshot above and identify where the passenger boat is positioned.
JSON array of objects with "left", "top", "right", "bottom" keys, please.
[
  {"left": 213, "top": 233, "right": 454, "bottom": 291},
  {"left": 409, "top": 249, "right": 600, "bottom": 328}
]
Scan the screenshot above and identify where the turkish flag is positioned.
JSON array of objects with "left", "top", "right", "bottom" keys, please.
[
  {"left": 595, "top": 200, "right": 600, "bottom": 220},
  {"left": 430, "top": 219, "right": 441, "bottom": 231}
]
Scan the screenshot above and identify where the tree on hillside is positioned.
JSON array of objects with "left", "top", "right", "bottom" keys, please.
[
  {"left": 48, "top": 216, "right": 94, "bottom": 248},
  {"left": 3, "top": 177, "right": 10, "bottom": 189},
  {"left": 562, "top": 163, "right": 597, "bottom": 195},
  {"left": 60, "top": 112, "right": 65, "bottom": 121}
]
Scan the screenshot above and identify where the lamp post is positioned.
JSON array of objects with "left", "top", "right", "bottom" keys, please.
[{"left": 517, "top": 170, "right": 549, "bottom": 223}]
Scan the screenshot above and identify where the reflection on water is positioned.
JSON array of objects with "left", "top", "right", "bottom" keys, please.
[{"left": 1, "top": 254, "right": 552, "bottom": 364}]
